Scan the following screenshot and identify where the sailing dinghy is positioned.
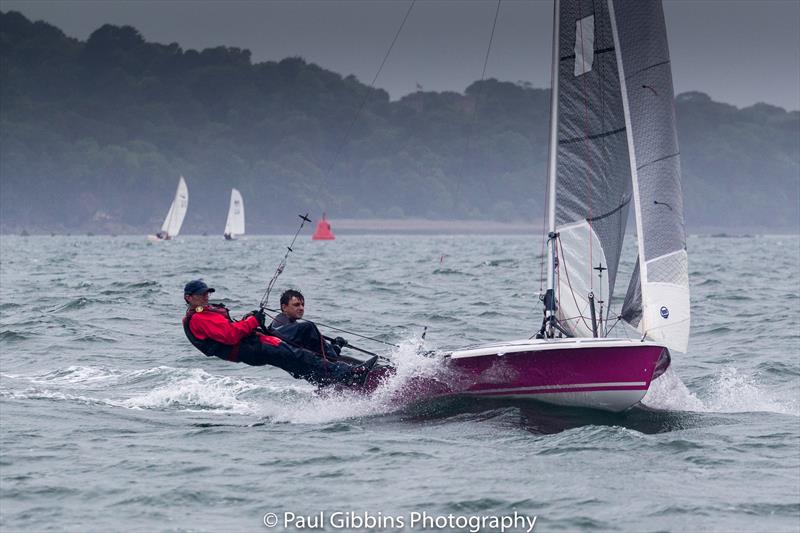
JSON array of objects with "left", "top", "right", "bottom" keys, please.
[
  {"left": 148, "top": 176, "right": 188, "bottom": 241},
  {"left": 361, "top": 0, "right": 689, "bottom": 412},
  {"left": 223, "top": 188, "right": 245, "bottom": 240},
  {"left": 450, "top": 0, "right": 689, "bottom": 412}
]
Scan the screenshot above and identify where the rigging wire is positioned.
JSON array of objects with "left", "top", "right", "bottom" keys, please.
[
  {"left": 479, "top": 1, "right": 502, "bottom": 85},
  {"left": 309, "top": 319, "right": 400, "bottom": 347},
  {"left": 576, "top": 1, "right": 596, "bottom": 292},
  {"left": 604, "top": 316, "right": 624, "bottom": 337},
  {"left": 262, "top": 307, "right": 400, "bottom": 348},
  {"left": 538, "top": 0, "right": 555, "bottom": 294},
  {"left": 259, "top": 213, "right": 312, "bottom": 309},
  {"left": 557, "top": 235, "right": 595, "bottom": 332},
  {"left": 256, "top": 3, "right": 417, "bottom": 347},
  {"left": 452, "top": 0, "right": 503, "bottom": 209},
  {"left": 323, "top": 0, "right": 417, "bottom": 179},
  {"left": 538, "top": 186, "right": 550, "bottom": 295}
]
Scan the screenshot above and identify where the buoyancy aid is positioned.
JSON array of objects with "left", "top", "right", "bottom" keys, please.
[{"left": 183, "top": 304, "right": 238, "bottom": 360}]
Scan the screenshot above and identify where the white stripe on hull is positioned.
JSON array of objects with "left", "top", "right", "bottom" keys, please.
[
  {"left": 468, "top": 381, "right": 648, "bottom": 394},
  {"left": 465, "top": 389, "right": 648, "bottom": 412}
]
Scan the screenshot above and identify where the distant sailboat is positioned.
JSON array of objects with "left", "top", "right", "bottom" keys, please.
[
  {"left": 223, "top": 188, "right": 245, "bottom": 240},
  {"left": 148, "top": 176, "right": 188, "bottom": 241},
  {"left": 312, "top": 213, "right": 335, "bottom": 240}
]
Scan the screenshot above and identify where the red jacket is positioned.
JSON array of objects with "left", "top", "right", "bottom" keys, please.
[
  {"left": 184, "top": 305, "right": 281, "bottom": 361},
  {"left": 188, "top": 305, "right": 260, "bottom": 345}
]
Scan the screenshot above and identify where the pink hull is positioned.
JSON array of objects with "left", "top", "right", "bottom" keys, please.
[
  {"left": 359, "top": 339, "right": 670, "bottom": 412},
  {"left": 454, "top": 345, "right": 666, "bottom": 393}
]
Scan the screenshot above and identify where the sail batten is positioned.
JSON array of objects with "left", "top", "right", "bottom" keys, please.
[{"left": 559, "top": 126, "right": 627, "bottom": 145}]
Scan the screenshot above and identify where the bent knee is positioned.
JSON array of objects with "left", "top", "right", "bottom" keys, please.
[{"left": 258, "top": 335, "right": 282, "bottom": 347}]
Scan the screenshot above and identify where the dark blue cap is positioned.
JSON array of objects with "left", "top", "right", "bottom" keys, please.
[{"left": 184, "top": 279, "right": 215, "bottom": 295}]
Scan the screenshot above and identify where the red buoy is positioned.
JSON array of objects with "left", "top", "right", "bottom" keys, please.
[{"left": 311, "top": 213, "right": 335, "bottom": 240}]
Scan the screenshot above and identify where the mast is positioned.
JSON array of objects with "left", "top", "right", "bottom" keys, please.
[{"left": 543, "top": 0, "right": 561, "bottom": 335}]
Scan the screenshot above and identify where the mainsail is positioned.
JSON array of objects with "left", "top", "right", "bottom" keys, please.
[
  {"left": 546, "top": 0, "right": 689, "bottom": 352},
  {"left": 549, "top": 0, "right": 634, "bottom": 338},
  {"left": 161, "top": 176, "right": 189, "bottom": 238},
  {"left": 224, "top": 188, "right": 245, "bottom": 237}
]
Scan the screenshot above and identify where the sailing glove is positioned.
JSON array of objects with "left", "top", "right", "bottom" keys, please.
[
  {"left": 251, "top": 309, "right": 267, "bottom": 330},
  {"left": 333, "top": 337, "right": 348, "bottom": 349}
]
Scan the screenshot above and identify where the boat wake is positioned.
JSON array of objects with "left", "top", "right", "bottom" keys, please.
[
  {"left": 259, "top": 338, "right": 452, "bottom": 424},
  {"left": 5, "top": 346, "right": 794, "bottom": 426},
  {"left": 0, "top": 338, "right": 452, "bottom": 422},
  {"left": 2, "top": 365, "right": 273, "bottom": 414},
  {"left": 642, "top": 367, "right": 798, "bottom": 416}
]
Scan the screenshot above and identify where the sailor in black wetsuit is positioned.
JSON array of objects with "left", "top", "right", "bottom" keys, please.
[{"left": 268, "top": 289, "right": 347, "bottom": 360}]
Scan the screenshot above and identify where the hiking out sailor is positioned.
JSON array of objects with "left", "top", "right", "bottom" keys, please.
[
  {"left": 269, "top": 289, "right": 305, "bottom": 328},
  {"left": 182, "top": 280, "right": 374, "bottom": 386},
  {"left": 268, "top": 289, "right": 348, "bottom": 360}
]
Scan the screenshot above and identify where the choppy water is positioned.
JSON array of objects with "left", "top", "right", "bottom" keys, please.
[{"left": 1, "top": 234, "right": 798, "bottom": 532}]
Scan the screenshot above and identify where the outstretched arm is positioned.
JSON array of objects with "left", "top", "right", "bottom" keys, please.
[{"left": 190, "top": 313, "right": 259, "bottom": 345}]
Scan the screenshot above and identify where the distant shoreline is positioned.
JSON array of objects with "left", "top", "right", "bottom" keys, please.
[
  {"left": 330, "top": 218, "right": 539, "bottom": 234},
  {"left": 2, "top": 218, "right": 798, "bottom": 236}
]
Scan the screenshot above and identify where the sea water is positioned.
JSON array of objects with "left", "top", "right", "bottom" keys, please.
[{"left": 1, "top": 234, "right": 798, "bottom": 532}]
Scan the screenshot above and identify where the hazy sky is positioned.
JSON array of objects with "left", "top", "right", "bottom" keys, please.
[{"left": 3, "top": 0, "right": 799, "bottom": 110}]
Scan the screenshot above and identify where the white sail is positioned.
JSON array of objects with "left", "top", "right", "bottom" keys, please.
[
  {"left": 548, "top": 0, "right": 634, "bottom": 337},
  {"left": 223, "top": 188, "right": 245, "bottom": 237},
  {"left": 545, "top": 0, "right": 689, "bottom": 353},
  {"left": 609, "top": 0, "right": 691, "bottom": 353},
  {"left": 160, "top": 176, "right": 188, "bottom": 238}
]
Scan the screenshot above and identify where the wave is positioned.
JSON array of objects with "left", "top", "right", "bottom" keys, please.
[
  {"left": 0, "top": 387, "right": 119, "bottom": 408},
  {"left": 482, "top": 259, "right": 518, "bottom": 267},
  {"left": 642, "top": 367, "right": 798, "bottom": 416},
  {"left": 432, "top": 268, "right": 473, "bottom": 276},
  {"left": 256, "top": 339, "right": 450, "bottom": 424},
  {"left": 51, "top": 297, "right": 93, "bottom": 312},
  {"left": 0, "top": 330, "right": 31, "bottom": 342},
  {"left": 98, "top": 280, "right": 162, "bottom": 296},
  {"left": 121, "top": 369, "right": 264, "bottom": 413},
  {"left": 5, "top": 351, "right": 796, "bottom": 427},
  {"left": 16, "top": 365, "right": 125, "bottom": 385},
  {"left": 2, "top": 365, "right": 271, "bottom": 414}
]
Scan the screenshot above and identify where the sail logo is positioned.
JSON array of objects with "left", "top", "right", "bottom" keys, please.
[{"left": 660, "top": 306, "right": 670, "bottom": 319}]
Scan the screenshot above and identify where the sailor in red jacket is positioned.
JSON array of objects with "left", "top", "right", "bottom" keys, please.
[{"left": 182, "top": 280, "right": 375, "bottom": 386}]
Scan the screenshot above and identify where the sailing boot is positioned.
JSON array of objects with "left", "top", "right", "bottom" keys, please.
[{"left": 348, "top": 355, "right": 379, "bottom": 386}]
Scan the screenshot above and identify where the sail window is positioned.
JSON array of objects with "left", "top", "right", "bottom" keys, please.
[{"left": 574, "top": 15, "right": 595, "bottom": 76}]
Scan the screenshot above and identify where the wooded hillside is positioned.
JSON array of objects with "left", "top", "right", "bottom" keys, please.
[{"left": 1, "top": 11, "right": 797, "bottom": 233}]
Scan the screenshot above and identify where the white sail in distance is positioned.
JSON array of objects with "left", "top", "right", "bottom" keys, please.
[
  {"left": 223, "top": 188, "right": 245, "bottom": 237},
  {"left": 160, "top": 176, "right": 188, "bottom": 238}
]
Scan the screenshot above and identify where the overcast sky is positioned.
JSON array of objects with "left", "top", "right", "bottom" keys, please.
[{"left": 3, "top": 0, "right": 799, "bottom": 110}]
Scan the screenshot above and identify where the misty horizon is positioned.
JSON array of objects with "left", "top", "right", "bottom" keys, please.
[{"left": 0, "top": 8, "right": 797, "bottom": 236}]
